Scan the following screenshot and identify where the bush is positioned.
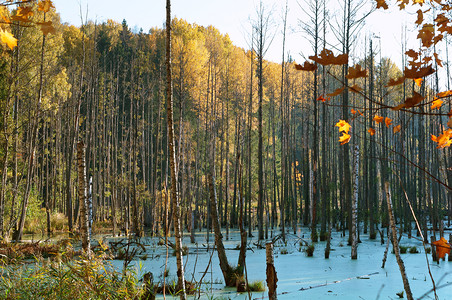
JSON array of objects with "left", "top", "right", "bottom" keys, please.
[
  {"left": 399, "top": 246, "right": 408, "bottom": 254},
  {"left": 304, "top": 244, "right": 315, "bottom": 257},
  {"left": 280, "top": 248, "right": 288, "bottom": 255},
  {"left": 409, "top": 246, "right": 419, "bottom": 254},
  {"left": 425, "top": 247, "right": 432, "bottom": 254},
  {"left": 50, "top": 213, "right": 67, "bottom": 232}
]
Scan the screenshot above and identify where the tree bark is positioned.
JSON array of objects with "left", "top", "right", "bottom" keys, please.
[
  {"left": 351, "top": 145, "right": 359, "bottom": 259},
  {"left": 166, "top": 1, "right": 186, "bottom": 298},
  {"left": 385, "top": 182, "right": 413, "bottom": 300},
  {"left": 77, "top": 142, "right": 91, "bottom": 254}
]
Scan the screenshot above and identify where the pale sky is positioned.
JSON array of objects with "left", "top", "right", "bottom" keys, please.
[{"left": 51, "top": 0, "right": 449, "bottom": 89}]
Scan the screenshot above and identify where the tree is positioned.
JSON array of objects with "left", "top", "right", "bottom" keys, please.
[{"left": 165, "top": 0, "right": 186, "bottom": 298}]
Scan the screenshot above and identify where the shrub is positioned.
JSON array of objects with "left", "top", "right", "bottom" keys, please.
[
  {"left": 425, "top": 247, "right": 432, "bottom": 254},
  {"left": 409, "top": 246, "right": 419, "bottom": 254},
  {"left": 399, "top": 246, "right": 408, "bottom": 254},
  {"left": 280, "top": 248, "right": 288, "bottom": 255},
  {"left": 304, "top": 244, "right": 315, "bottom": 257}
]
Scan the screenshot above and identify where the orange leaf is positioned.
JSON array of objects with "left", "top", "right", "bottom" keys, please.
[
  {"left": 431, "top": 129, "right": 452, "bottom": 148},
  {"left": 339, "top": 132, "right": 351, "bottom": 145},
  {"left": 351, "top": 109, "right": 357, "bottom": 115},
  {"left": 414, "top": 78, "right": 423, "bottom": 87},
  {"left": 327, "top": 87, "right": 345, "bottom": 97},
  {"left": 346, "top": 64, "right": 368, "bottom": 79},
  {"left": 349, "top": 84, "right": 362, "bottom": 93},
  {"left": 431, "top": 99, "right": 443, "bottom": 110},
  {"left": 317, "top": 95, "right": 327, "bottom": 102},
  {"left": 373, "top": 115, "right": 384, "bottom": 124},
  {"left": 437, "top": 90, "right": 452, "bottom": 98},
  {"left": 432, "top": 237, "right": 451, "bottom": 260},
  {"left": 295, "top": 61, "right": 317, "bottom": 71},
  {"left": 392, "top": 91, "right": 425, "bottom": 110},
  {"left": 336, "top": 120, "right": 351, "bottom": 134},
  {"left": 309, "top": 49, "right": 348, "bottom": 66},
  {"left": 368, "top": 128, "right": 376, "bottom": 136},
  {"left": 447, "top": 118, "right": 452, "bottom": 128},
  {"left": 386, "top": 76, "right": 405, "bottom": 87},
  {"left": 393, "top": 125, "right": 401, "bottom": 133},
  {"left": 385, "top": 117, "right": 392, "bottom": 127},
  {"left": 0, "top": 29, "right": 17, "bottom": 50}
]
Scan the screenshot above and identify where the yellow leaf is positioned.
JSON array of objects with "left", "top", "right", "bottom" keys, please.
[
  {"left": 339, "top": 133, "right": 351, "bottom": 145},
  {"left": 431, "top": 99, "right": 443, "bottom": 110},
  {"left": 336, "top": 120, "right": 351, "bottom": 134},
  {"left": 368, "top": 128, "right": 376, "bottom": 136},
  {"left": 38, "top": 0, "right": 55, "bottom": 12},
  {"left": 393, "top": 125, "right": 401, "bottom": 133},
  {"left": 0, "top": 29, "right": 17, "bottom": 50}
]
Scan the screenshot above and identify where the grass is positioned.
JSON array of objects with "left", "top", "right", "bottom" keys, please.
[{"left": 247, "top": 280, "right": 265, "bottom": 292}]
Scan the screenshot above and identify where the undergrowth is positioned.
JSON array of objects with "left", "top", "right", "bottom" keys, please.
[{"left": 0, "top": 254, "right": 142, "bottom": 299}]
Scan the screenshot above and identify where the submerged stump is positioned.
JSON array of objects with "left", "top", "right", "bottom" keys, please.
[{"left": 266, "top": 242, "right": 277, "bottom": 300}]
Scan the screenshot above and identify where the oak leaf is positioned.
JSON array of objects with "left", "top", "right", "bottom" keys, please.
[
  {"left": 437, "top": 90, "right": 452, "bottom": 98},
  {"left": 431, "top": 129, "right": 452, "bottom": 148},
  {"left": 349, "top": 84, "right": 362, "bottom": 93},
  {"left": 295, "top": 61, "right": 317, "bottom": 71},
  {"left": 385, "top": 117, "right": 392, "bottom": 127},
  {"left": 393, "top": 125, "right": 401, "bottom": 134},
  {"left": 317, "top": 95, "right": 327, "bottom": 102},
  {"left": 336, "top": 120, "right": 351, "bottom": 134},
  {"left": 11, "top": 6, "right": 34, "bottom": 23},
  {"left": 339, "top": 132, "right": 351, "bottom": 145},
  {"left": 38, "top": 0, "right": 55, "bottom": 12},
  {"left": 432, "top": 237, "right": 451, "bottom": 260},
  {"left": 404, "top": 65, "right": 435, "bottom": 79},
  {"left": 386, "top": 76, "right": 405, "bottom": 87},
  {"left": 373, "top": 115, "right": 384, "bottom": 124},
  {"left": 405, "top": 49, "right": 419, "bottom": 60},
  {"left": 0, "top": 29, "right": 17, "bottom": 49},
  {"left": 309, "top": 49, "right": 348, "bottom": 66},
  {"left": 417, "top": 24, "right": 434, "bottom": 47},
  {"left": 415, "top": 9, "right": 423, "bottom": 25},
  {"left": 414, "top": 78, "right": 423, "bottom": 87},
  {"left": 376, "top": 0, "right": 388, "bottom": 9},
  {"left": 346, "top": 64, "right": 368, "bottom": 79},
  {"left": 431, "top": 99, "right": 443, "bottom": 110},
  {"left": 434, "top": 53, "right": 443, "bottom": 67},
  {"left": 368, "top": 128, "right": 376, "bottom": 136},
  {"left": 38, "top": 21, "right": 55, "bottom": 35},
  {"left": 393, "top": 91, "right": 424, "bottom": 110},
  {"left": 327, "top": 87, "right": 345, "bottom": 97}
]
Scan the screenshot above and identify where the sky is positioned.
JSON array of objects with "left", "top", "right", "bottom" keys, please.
[{"left": 50, "top": 0, "right": 441, "bottom": 77}]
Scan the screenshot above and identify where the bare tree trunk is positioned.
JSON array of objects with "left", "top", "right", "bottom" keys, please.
[
  {"left": 351, "top": 145, "right": 359, "bottom": 259},
  {"left": 77, "top": 142, "right": 91, "bottom": 254},
  {"left": 385, "top": 182, "right": 413, "bottom": 300},
  {"left": 166, "top": 1, "right": 186, "bottom": 297},
  {"left": 266, "top": 242, "right": 277, "bottom": 300}
]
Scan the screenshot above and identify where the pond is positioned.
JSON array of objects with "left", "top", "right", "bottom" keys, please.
[{"left": 104, "top": 226, "right": 452, "bottom": 299}]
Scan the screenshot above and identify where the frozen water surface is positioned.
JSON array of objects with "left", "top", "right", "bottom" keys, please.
[{"left": 108, "top": 227, "right": 452, "bottom": 299}]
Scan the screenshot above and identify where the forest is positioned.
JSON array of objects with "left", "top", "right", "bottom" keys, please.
[{"left": 0, "top": 0, "right": 451, "bottom": 299}]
